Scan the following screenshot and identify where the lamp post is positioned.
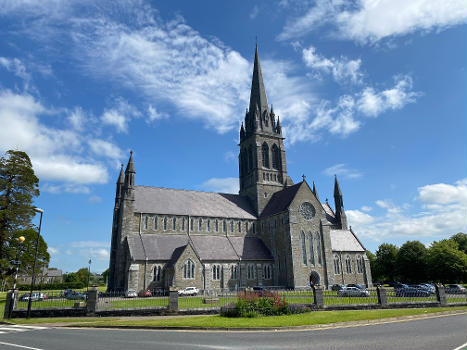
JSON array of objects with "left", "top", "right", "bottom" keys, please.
[
  {"left": 26, "top": 207, "right": 44, "bottom": 319},
  {"left": 9, "top": 236, "right": 25, "bottom": 317},
  {"left": 87, "top": 258, "right": 92, "bottom": 293}
]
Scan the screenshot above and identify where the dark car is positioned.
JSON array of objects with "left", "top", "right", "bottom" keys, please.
[
  {"left": 331, "top": 284, "right": 345, "bottom": 291},
  {"left": 445, "top": 284, "right": 466, "bottom": 294},
  {"left": 395, "top": 287, "right": 430, "bottom": 297},
  {"left": 65, "top": 291, "right": 86, "bottom": 300},
  {"left": 393, "top": 282, "right": 408, "bottom": 290}
]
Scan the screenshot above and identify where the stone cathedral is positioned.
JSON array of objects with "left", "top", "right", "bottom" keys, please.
[{"left": 107, "top": 47, "right": 373, "bottom": 292}]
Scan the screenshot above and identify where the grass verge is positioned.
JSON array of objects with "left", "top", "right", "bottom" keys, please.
[{"left": 6, "top": 306, "right": 465, "bottom": 328}]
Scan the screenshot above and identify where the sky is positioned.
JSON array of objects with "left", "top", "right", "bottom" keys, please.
[{"left": 0, "top": 0, "right": 465, "bottom": 273}]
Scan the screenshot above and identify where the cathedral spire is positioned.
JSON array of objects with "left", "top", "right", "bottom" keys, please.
[
  {"left": 333, "top": 175, "right": 347, "bottom": 229},
  {"left": 333, "top": 175, "right": 342, "bottom": 205},
  {"left": 312, "top": 181, "right": 320, "bottom": 202},
  {"left": 248, "top": 44, "right": 269, "bottom": 116},
  {"left": 117, "top": 163, "right": 124, "bottom": 184},
  {"left": 125, "top": 150, "right": 135, "bottom": 174},
  {"left": 124, "top": 150, "right": 135, "bottom": 195}
]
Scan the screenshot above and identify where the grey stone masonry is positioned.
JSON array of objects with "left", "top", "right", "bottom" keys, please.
[
  {"left": 313, "top": 286, "right": 324, "bottom": 308},
  {"left": 168, "top": 289, "right": 179, "bottom": 313},
  {"left": 377, "top": 286, "right": 387, "bottom": 306},
  {"left": 435, "top": 283, "right": 447, "bottom": 306},
  {"left": 86, "top": 287, "right": 98, "bottom": 315},
  {"left": 4, "top": 290, "right": 18, "bottom": 319}
]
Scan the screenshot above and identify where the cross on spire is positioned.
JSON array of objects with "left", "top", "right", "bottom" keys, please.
[{"left": 302, "top": 174, "right": 306, "bottom": 181}]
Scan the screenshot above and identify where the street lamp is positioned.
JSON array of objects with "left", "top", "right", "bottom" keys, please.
[
  {"left": 8, "top": 236, "right": 25, "bottom": 317},
  {"left": 26, "top": 207, "right": 44, "bottom": 319}
]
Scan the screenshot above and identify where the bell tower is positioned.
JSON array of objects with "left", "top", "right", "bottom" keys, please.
[{"left": 239, "top": 46, "right": 289, "bottom": 216}]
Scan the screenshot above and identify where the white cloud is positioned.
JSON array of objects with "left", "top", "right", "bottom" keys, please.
[
  {"left": 323, "top": 163, "right": 362, "bottom": 179},
  {"left": 100, "top": 99, "right": 141, "bottom": 133},
  {"left": 201, "top": 177, "right": 239, "bottom": 194},
  {"left": 348, "top": 179, "right": 467, "bottom": 243},
  {"left": 88, "top": 195, "right": 103, "bottom": 204},
  {"left": 0, "top": 89, "right": 112, "bottom": 187},
  {"left": 302, "top": 46, "right": 363, "bottom": 84},
  {"left": 88, "top": 139, "right": 123, "bottom": 161},
  {"left": 357, "top": 76, "right": 420, "bottom": 117},
  {"left": 70, "top": 241, "right": 109, "bottom": 248},
  {"left": 48, "top": 247, "right": 59, "bottom": 255},
  {"left": 250, "top": 5, "right": 259, "bottom": 20},
  {"left": 68, "top": 107, "right": 87, "bottom": 131},
  {"left": 361, "top": 205, "right": 372, "bottom": 212},
  {"left": 147, "top": 104, "right": 168, "bottom": 121},
  {"left": 42, "top": 183, "right": 91, "bottom": 194},
  {"left": 279, "top": 0, "right": 466, "bottom": 44},
  {"left": 0, "top": 56, "right": 31, "bottom": 85}
]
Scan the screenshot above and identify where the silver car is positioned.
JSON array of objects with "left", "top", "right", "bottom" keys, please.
[{"left": 338, "top": 286, "right": 370, "bottom": 297}]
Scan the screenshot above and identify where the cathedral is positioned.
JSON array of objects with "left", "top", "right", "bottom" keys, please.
[{"left": 107, "top": 47, "right": 373, "bottom": 292}]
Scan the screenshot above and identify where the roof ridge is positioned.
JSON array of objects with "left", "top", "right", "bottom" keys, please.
[{"left": 135, "top": 185, "right": 243, "bottom": 196}]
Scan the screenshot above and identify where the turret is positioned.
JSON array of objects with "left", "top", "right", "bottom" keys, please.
[
  {"left": 333, "top": 175, "right": 348, "bottom": 229},
  {"left": 123, "top": 151, "right": 135, "bottom": 200},
  {"left": 115, "top": 163, "right": 124, "bottom": 205},
  {"left": 312, "top": 181, "right": 320, "bottom": 202}
]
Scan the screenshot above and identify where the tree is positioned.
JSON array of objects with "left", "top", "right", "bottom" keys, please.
[
  {"left": 76, "top": 267, "right": 91, "bottom": 285},
  {"left": 396, "top": 241, "right": 428, "bottom": 283},
  {"left": 63, "top": 272, "right": 79, "bottom": 284},
  {"left": 427, "top": 240, "right": 467, "bottom": 283},
  {"left": 365, "top": 250, "right": 377, "bottom": 281},
  {"left": 374, "top": 243, "right": 399, "bottom": 282},
  {"left": 10, "top": 228, "right": 49, "bottom": 275},
  {"left": 102, "top": 268, "right": 109, "bottom": 284},
  {"left": 0, "top": 150, "right": 40, "bottom": 276},
  {"left": 449, "top": 233, "right": 467, "bottom": 255}
]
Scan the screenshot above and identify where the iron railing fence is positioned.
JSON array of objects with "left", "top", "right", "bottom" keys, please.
[
  {"left": 96, "top": 291, "right": 169, "bottom": 311},
  {"left": 386, "top": 288, "right": 438, "bottom": 304},
  {"left": 15, "top": 290, "right": 86, "bottom": 310},
  {"left": 446, "top": 290, "right": 467, "bottom": 304},
  {"left": 323, "top": 288, "right": 378, "bottom": 305}
]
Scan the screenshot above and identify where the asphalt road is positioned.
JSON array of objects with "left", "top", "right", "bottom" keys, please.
[{"left": 0, "top": 313, "right": 466, "bottom": 350}]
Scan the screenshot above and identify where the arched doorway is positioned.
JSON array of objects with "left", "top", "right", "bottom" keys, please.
[{"left": 309, "top": 271, "right": 320, "bottom": 286}]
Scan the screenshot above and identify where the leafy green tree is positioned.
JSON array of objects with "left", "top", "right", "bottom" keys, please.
[
  {"left": 63, "top": 272, "right": 79, "bottom": 283},
  {"left": 9, "top": 228, "right": 49, "bottom": 275},
  {"left": 0, "top": 150, "right": 40, "bottom": 276},
  {"left": 449, "top": 233, "right": 467, "bottom": 255},
  {"left": 365, "top": 250, "right": 377, "bottom": 281},
  {"left": 374, "top": 243, "right": 399, "bottom": 282},
  {"left": 396, "top": 241, "right": 428, "bottom": 283},
  {"left": 102, "top": 268, "right": 109, "bottom": 284},
  {"left": 427, "top": 240, "right": 467, "bottom": 283},
  {"left": 77, "top": 267, "right": 91, "bottom": 285}
]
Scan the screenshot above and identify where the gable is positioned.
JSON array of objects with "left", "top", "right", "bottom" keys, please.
[
  {"left": 260, "top": 182, "right": 302, "bottom": 217},
  {"left": 330, "top": 229, "right": 365, "bottom": 252}
]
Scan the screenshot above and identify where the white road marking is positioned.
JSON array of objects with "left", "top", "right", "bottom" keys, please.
[
  {"left": 452, "top": 343, "right": 467, "bottom": 350},
  {"left": 0, "top": 341, "right": 44, "bottom": 350}
]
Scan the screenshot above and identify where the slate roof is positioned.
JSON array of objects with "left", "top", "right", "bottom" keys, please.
[
  {"left": 330, "top": 229, "right": 365, "bottom": 252},
  {"left": 127, "top": 233, "right": 273, "bottom": 261},
  {"left": 134, "top": 186, "right": 256, "bottom": 219},
  {"left": 260, "top": 182, "right": 302, "bottom": 218},
  {"left": 127, "top": 234, "right": 188, "bottom": 260},
  {"left": 229, "top": 236, "right": 273, "bottom": 260},
  {"left": 321, "top": 202, "right": 338, "bottom": 225}
]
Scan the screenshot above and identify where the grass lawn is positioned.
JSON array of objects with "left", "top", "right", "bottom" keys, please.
[{"left": 6, "top": 306, "right": 465, "bottom": 327}]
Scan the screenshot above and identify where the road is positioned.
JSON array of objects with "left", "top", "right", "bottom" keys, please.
[{"left": 0, "top": 313, "right": 466, "bottom": 350}]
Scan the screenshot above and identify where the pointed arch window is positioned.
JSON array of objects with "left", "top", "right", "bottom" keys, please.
[
  {"left": 212, "top": 265, "right": 221, "bottom": 280},
  {"left": 345, "top": 255, "right": 352, "bottom": 274},
  {"left": 198, "top": 218, "right": 202, "bottom": 231},
  {"left": 163, "top": 217, "right": 167, "bottom": 231},
  {"left": 215, "top": 219, "right": 219, "bottom": 232},
  {"left": 231, "top": 265, "right": 238, "bottom": 280},
  {"left": 154, "top": 216, "right": 158, "bottom": 230},
  {"left": 315, "top": 233, "right": 322, "bottom": 265},
  {"left": 183, "top": 259, "right": 195, "bottom": 279},
  {"left": 172, "top": 217, "right": 176, "bottom": 230},
  {"left": 308, "top": 232, "right": 315, "bottom": 265},
  {"left": 181, "top": 217, "right": 185, "bottom": 231},
  {"left": 207, "top": 219, "right": 211, "bottom": 232},
  {"left": 248, "top": 145, "right": 254, "bottom": 171},
  {"left": 144, "top": 216, "right": 148, "bottom": 230},
  {"left": 230, "top": 220, "right": 234, "bottom": 232},
  {"left": 153, "top": 265, "right": 162, "bottom": 282},
  {"left": 262, "top": 143, "right": 270, "bottom": 168},
  {"left": 272, "top": 144, "right": 281, "bottom": 170},
  {"left": 223, "top": 220, "right": 227, "bottom": 232},
  {"left": 301, "top": 231, "right": 307, "bottom": 265},
  {"left": 263, "top": 264, "right": 272, "bottom": 280},
  {"left": 334, "top": 255, "right": 340, "bottom": 274},
  {"left": 357, "top": 255, "right": 364, "bottom": 273}
]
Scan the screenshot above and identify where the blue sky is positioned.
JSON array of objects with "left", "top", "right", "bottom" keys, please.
[{"left": 0, "top": 0, "right": 465, "bottom": 273}]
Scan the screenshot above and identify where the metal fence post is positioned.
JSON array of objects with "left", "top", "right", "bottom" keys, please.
[
  {"left": 4, "top": 289, "right": 17, "bottom": 319},
  {"left": 435, "top": 284, "right": 447, "bottom": 306},
  {"left": 168, "top": 288, "right": 178, "bottom": 313},
  {"left": 377, "top": 286, "right": 387, "bottom": 306},
  {"left": 86, "top": 287, "right": 98, "bottom": 315},
  {"left": 313, "top": 286, "right": 324, "bottom": 308}
]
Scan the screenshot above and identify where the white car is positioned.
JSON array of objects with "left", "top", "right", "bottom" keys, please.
[
  {"left": 125, "top": 289, "right": 137, "bottom": 298},
  {"left": 178, "top": 287, "right": 199, "bottom": 296}
]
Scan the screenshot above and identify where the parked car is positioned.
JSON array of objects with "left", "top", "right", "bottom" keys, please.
[
  {"left": 395, "top": 287, "right": 430, "bottom": 297},
  {"left": 65, "top": 291, "right": 86, "bottom": 300},
  {"left": 125, "top": 289, "right": 137, "bottom": 298},
  {"left": 331, "top": 284, "right": 345, "bottom": 291},
  {"left": 420, "top": 283, "right": 436, "bottom": 294},
  {"left": 178, "top": 287, "right": 199, "bottom": 296},
  {"left": 393, "top": 282, "right": 408, "bottom": 290},
  {"left": 19, "top": 292, "right": 47, "bottom": 302},
  {"left": 346, "top": 284, "right": 366, "bottom": 290},
  {"left": 138, "top": 290, "right": 152, "bottom": 297},
  {"left": 445, "top": 284, "right": 466, "bottom": 294},
  {"left": 338, "top": 287, "right": 369, "bottom": 297}
]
